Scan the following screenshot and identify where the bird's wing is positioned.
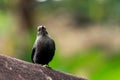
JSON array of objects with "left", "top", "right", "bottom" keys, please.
[
  {"left": 48, "top": 39, "right": 56, "bottom": 56},
  {"left": 52, "top": 39, "right": 56, "bottom": 50},
  {"left": 31, "top": 47, "right": 36, "bottom": 63},
  {"left": 31, "top": 38, "right": 38, "bottom": 63}
]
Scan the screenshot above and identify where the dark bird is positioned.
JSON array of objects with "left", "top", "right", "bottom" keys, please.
[{"left": 31, "top": 25, "right": 55, "bottom": 66}]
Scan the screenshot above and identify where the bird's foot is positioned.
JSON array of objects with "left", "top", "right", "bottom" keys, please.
[{"left": 43, "top": 64, "right": 52, "bottom": 69}]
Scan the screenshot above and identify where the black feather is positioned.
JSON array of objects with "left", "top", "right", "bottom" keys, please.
[
  {"left": 31, "top": 47, "right": 36, "bottom": 63},
  {"left": 31, "top": 26, "right": 55, "bottom": 65}
]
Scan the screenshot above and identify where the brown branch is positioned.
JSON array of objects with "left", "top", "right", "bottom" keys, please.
[{"left": 0, "top": 54, "right": 87, "bottom": 80}]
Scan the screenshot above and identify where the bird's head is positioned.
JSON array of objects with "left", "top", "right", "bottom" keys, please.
[{"left": 37, "top": 25, "right": 48, "bottom": 36}]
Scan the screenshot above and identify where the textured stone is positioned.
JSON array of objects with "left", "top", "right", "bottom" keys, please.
[{"left": 0, "top": 54, "right": 87, "bottom": 80}]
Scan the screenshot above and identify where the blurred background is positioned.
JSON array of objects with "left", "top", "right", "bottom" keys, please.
[{"left": 0, "top": 0, "right": 120, "bottom": 80}]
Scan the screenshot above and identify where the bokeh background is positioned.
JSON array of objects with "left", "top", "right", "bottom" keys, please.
[{"left": 0, "top": 0, "right": 120, "bottom": 80}]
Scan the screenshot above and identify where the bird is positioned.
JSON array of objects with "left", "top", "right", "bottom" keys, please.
[{"left": 31, "top": 25, "right": 55, "bottom": 66}]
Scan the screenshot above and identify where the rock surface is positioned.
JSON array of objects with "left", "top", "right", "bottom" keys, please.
[{"left": 0, "top": 54, "right": 87, "bottom": 80}]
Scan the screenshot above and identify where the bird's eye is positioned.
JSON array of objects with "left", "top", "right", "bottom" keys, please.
[
  {"left": 42, "top": 27, "right": 46, "bottom": 30},
  {"left": 38, "top": 28, "right": 41, "bottom": 31}
]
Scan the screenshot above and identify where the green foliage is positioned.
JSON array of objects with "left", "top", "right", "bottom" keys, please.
[
  {"left": 50, "top": 47, "right": 120, "bottom": 79},
  {"left": 0, "top": 0, "right": 120, "bottom": 79},
  {"left": 36, "top": 0, "right": 120, "bottom": 24}
]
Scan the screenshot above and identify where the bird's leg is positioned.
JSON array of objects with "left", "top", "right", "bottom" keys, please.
[{"left": 43, "top": 64, "right": 51, "bottom": 69}]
